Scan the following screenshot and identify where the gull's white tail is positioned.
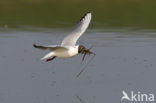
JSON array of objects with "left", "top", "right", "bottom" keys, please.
[{"left": 41, "top": 52, "right": 54, "bottom": 60}]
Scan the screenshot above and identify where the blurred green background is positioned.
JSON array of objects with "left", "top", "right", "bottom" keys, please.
[{"left": 0, "top": 0, "right": 156, "bottom": 29}]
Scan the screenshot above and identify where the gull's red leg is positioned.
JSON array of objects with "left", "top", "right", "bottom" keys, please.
[{"left": 46, "top": 56, "right": 56, "bottom": 62}]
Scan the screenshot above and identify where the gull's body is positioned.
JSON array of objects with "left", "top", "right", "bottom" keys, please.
[
  {"left": 41, "top": 46, "right": 79, "bottom": 59},
  {"left": 34, "top": 12, "right": 92, "bottom": 62}
]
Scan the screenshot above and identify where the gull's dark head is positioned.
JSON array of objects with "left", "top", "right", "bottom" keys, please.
[
  {"left": 78, "top": 45, "right": 95, "bottom": 62},
  {"left": 78, "top": 45, "right": 86, "bottom": 53}
]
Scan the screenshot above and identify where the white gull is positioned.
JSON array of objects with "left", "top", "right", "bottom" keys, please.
[{"left": 34, "top": 12, "right": 93, "bottom": 62}]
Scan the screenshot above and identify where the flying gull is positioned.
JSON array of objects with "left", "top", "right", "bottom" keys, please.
[{"left": 34, "top": 12, "right": 95, "bottom": 62}]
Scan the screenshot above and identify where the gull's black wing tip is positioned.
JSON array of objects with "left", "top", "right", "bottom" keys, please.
[
  {"left": 84, "top": 12, "right": 91, "bottom": 16},
  {"left": 33, "top": 43, "right": 37, "bottom": 48},
  {"left": 80, "top": 12, "right": 91, "bottom": 21},
  {"left": 86, "top": 12, "right": 91, "bottom": 14}
]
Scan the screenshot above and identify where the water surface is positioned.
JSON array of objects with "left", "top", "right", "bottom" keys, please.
[{"left": 0, "top": 27, "right": 156, "bottom": 103}]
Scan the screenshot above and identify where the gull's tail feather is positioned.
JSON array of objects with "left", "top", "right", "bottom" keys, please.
[{"left": 41, "top": 52, "right": 54, "bottom": 60}]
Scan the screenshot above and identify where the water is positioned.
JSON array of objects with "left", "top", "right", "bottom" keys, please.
[{"left": 0, "top": 26, "right": 156, "bottom": 103}]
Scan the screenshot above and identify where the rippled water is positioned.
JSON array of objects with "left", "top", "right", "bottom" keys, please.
[{"left": 0, "top": 27, "right": 156, "bottom": 103}]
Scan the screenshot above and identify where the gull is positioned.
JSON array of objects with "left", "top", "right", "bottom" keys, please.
[{"left": 33, "top": 12, "right": 94, "bottom": 62}]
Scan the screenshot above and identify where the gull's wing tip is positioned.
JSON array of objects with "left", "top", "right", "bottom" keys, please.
[
  {"left": 80, "top": 12, "right": 92, "bottom": 21},
  {"left": 33, "top": 43, "right": 37, "bottom": 48},
  {"left": 33, "top": 43, "right": 40, "bottom": 49},
  {"left": 86, "top": 12, "right": 91, "bottom": 15},
  {"left": 86, "top": 12, "right": 91, "bottom": 16},
  {"left": 86, "top": 12, "right": 91, "bottom": 17}
]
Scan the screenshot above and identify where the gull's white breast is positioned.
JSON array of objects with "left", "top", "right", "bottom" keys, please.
[{"left": 53, "top": 47, "right": 78, "bottom": 58}]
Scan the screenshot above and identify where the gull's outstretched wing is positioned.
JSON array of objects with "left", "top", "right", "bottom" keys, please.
[
  {"left": 61, "top": 12, "right": 91, "bottom": 47},
  {"left": 33, "top": 44, "right": 68, "bottom": 51}
]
